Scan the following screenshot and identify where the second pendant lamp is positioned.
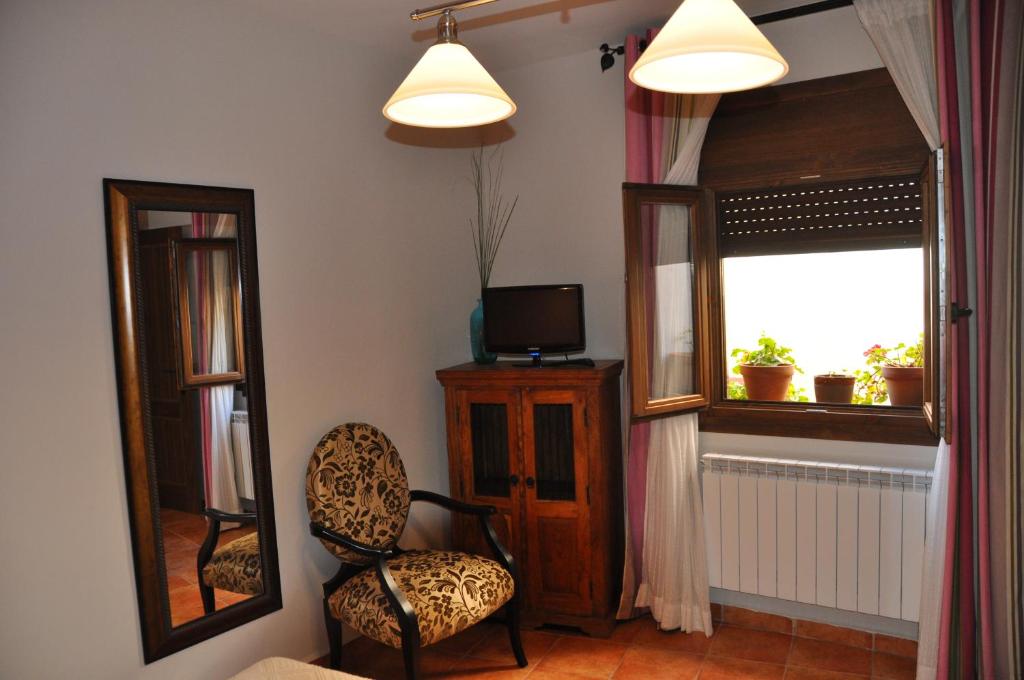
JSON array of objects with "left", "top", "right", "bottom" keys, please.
[{"left": 630, "top": 0, "right": 789, "bottom": 94}]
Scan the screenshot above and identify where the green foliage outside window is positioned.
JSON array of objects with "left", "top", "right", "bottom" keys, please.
[{"left": 852, "top": 335, "right": 925, "bottom": 405}]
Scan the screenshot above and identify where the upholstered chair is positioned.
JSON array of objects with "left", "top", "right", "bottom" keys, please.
[
  {"left": 306, "top": 423, "right": 526, "bottom": 680},
  {"left": 196, "top": 508, "right": 263, "bottom": 614}
]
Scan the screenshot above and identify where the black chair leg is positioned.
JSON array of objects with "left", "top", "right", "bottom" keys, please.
[
  {"left": 401, "top": 639, "right": 421, "bottom": 680},
  {"left": 324, "top": 601, "right": 343, "bottom": 670},
  {"left": 505, "top": 595, "right": 528, "bottom": 668},
  {"left": 199, "top": 582, "right": 216, "bottom": 615}
]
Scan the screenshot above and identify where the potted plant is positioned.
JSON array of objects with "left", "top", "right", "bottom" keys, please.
[
  {"left": 856, "top": 336, "right": 924, "bottom": 406},
  {"left": 814, "top": 371, "right": 856, "bottom": 404},
  {"left": 730, "top": 334, "right": 802, "bottom": 401}
]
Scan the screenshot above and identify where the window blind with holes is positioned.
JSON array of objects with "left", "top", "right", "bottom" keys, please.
[{"left": 717, "top": 175, "right": 923, "bottom": 257}]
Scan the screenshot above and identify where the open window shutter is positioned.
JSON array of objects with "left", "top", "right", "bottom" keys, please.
[
  {"left": 624, "top": 183, "right": 714, "bottom": 418},
  {"left": 922, "top": 149, "right": 950, "bottom": 437},
  {"left": 718, "top": 175, "right": 924, "bottom": 257}
]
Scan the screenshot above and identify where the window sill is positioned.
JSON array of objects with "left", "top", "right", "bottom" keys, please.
[{"left": 698, "top": 401, "right": 939, "bottom": 447}]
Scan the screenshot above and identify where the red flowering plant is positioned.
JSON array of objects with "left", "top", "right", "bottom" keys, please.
[{"left": 852, "top": 335, "right": 924, "bottom": 405}]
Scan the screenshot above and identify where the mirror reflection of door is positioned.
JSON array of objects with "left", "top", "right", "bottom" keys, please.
[{"left": 137, "top": 210, "right": 261, "bottom": 628}]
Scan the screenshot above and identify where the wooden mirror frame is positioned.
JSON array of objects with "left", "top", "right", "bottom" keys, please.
[
  {"left": 171, "top": 238, "right": 246, "bottom": 388},
  {"left": 103, "top": 179, "right": 281, "bottom": 663}
]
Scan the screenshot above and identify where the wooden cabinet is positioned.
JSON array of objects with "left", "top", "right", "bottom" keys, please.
[{"left": 436, "top": 361, "right": 624, "bottom": 636}]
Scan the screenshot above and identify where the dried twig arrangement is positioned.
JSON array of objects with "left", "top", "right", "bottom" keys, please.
[{"left": 470, "top": 145, "right": 518, "bottom": 289}]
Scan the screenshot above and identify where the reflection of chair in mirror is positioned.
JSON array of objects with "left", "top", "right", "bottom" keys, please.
[
  {"left": 306, "top": 423, "right": 526, "bottom": 680},
  {"left": 197, "top": 508, "right": 262, "bottom": 614}
]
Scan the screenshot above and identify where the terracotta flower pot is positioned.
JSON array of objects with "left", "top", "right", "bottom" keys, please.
[
  {"left": 739, "top": 364, "right": 795, "bottom": 401},
  {"left": 882, "top": 365, "right": 924, "bottom": 406},
  {"left": 814, "top": 374, "right": 855, "bottom": 404}
]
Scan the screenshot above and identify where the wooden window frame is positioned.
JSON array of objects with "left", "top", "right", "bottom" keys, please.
[
  {"left": 922, "top": 149, "right": 951, "bottom": 440},
  {"left": 624, "top": 163, "right": 943, "bottom": 447},
  {"left": 624, "top": 184, "right": 715, "bottom": 418}
]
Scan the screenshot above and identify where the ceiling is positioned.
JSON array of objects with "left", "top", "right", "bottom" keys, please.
[{"left": 242, "top": 0, "right": 826, "bottom": 69}]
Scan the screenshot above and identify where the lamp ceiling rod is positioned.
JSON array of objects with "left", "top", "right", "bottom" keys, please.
[
  {"left": 410, "top": 0, "right": 500, "bottom": 21},
  {"left": 750, "top": 0, "right": 851, "bottom": 26}
]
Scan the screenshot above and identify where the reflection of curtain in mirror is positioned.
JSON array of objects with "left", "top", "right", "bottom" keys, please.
[{"left": 193, "top": 213, "right": 242, "bottom": 515}]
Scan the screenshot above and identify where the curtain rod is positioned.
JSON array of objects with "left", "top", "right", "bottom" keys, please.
[{"left": 751, "top": 0, "right": 853, "bottom": 26}]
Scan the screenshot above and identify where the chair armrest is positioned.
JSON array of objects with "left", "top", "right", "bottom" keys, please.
[
  {"left": 409, "top": 489, "right": 496, "bottom": 516},
  {"left": 309, "top": 522, "right": 396, "bottom": 559},
  {"left": 409, "top": 490, "right": 516, "bottom": 577},
  {"left": 477, "top": 514, "right": 517, "bottom": 580},
  {"left": 197, "top": 508, "right": 257, "bottom": 577},
  {"left": 203, "top": 508, "right": 257, "bottom": 523},
  {"left": 374, "top": 556, "right": 420, "bottom": 649}
]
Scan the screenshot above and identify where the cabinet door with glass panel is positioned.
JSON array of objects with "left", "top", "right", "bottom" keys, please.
[
  {"left": 520, "top": 388, "right": 591, "bottom": 615},
  {"left": 451, "top": 389, "right": 523, "bottom": 563}
]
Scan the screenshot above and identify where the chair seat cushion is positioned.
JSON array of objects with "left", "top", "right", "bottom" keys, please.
[
  {"left": 329, "top": 550, "right": 514, "bottom": 648},
  {"left": 202, "top": 532, "right": 263, "bottom": 595}
]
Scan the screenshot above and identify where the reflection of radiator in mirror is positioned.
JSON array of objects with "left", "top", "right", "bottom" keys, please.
[{"left": 230, "top": 411, "right": 255, "bottom": 501}]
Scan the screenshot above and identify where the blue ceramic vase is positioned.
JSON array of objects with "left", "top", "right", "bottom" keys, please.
[{"left": 470, "top": 299, "right": 497, "bottom": 364}]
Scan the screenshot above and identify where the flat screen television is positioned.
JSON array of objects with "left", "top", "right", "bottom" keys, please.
[{"left": 482, "top": 284, "right": 585, "bottom": 360}]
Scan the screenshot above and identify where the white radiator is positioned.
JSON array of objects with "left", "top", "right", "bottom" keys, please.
[
  {"left": 702, "top": 453, "right": 931, "bottom": 622},
  {"left": 230, "top": 411, "right": 255, "bottom": 501}
]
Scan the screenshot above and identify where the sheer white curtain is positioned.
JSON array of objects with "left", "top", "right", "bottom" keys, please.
[
  {"left": 205, "top": 214, "right": 242, "bottom": 515},
  {"left": 663, "top": 95, "right": 720, "bottom": 185},
  {"left": 917, "top": 440, "right": 952, "bottom": 680},
  {"left": 630, "top": 93, "right": 719, "bottom": 634},
  {"left": 635, "top": 414, "right": 712, "bottom": 632},
  {"left": 855, "top": 0, "right": 947, "bottom": 667},
  {"left": 854, "top": 0, "right": 941, "bottom": 150}
]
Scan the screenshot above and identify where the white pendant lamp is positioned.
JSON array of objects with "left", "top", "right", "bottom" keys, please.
[
  {"left": 630, "top": 0, "right": 789, "bottom": 94},
  {"left": 384, "top": 5, "right": 516, "bottom": 128}
]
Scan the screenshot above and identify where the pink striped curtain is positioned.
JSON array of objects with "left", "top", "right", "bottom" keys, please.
[
  {"left": 935, "top": 0, "right": 1023, "bottom": 677},
  {"left": 190, "top": 213, "right": 242, "bottom": 516},
  {"left": 618, "top": 30, "right": 717, "bottom": 633},
  {"left": 620, "top": 31, "right": 662, "bottom": 617},
  {"left": 987, "top": 4, "right": 1024, "bottom": 677}
]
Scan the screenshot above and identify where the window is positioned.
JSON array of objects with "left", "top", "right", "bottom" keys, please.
[
  {"left": 623, "top": 69, "right": 945, "bottom": 446},
  {"left": 623, "top": 186, "right": 713, "bottom": 418},
  {"left": 718, "top": 176, "right": 924, "bottom": 408},
  {"left": 623, "top": 168, "right": 943, "bottom": 445}
]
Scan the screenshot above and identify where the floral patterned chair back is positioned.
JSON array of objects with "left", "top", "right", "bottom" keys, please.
[{"left": 306, "top": 423, "right": 411, "bottom": 565}]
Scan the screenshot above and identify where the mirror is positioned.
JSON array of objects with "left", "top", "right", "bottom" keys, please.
[{"left": 104, "top": 180, "right": 281, "bottom": 663}]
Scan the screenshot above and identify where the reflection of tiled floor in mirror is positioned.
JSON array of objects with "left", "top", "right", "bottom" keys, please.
[{"left": 160, "top": 508, "right": 256, "bottom": 627}]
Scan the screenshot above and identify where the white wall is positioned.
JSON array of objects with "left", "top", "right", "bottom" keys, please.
[
  {"left": 0, "top": 1, "right": 483, "bottom": 678},
  {"left": 481, "top": 51, "right": 628, "bottom": 359}
]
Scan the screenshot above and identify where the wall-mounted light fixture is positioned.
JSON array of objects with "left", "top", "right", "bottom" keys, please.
[
  {"left": 384, "top": 0, "right": 516, "bottom": 128},
  {"left": 629, "top": 0, "right": 789, "bottom": 94}
]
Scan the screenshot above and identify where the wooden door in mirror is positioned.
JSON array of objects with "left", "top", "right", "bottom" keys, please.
[{"left": 104, "top": 179, "right": 280, "bottom": 663}]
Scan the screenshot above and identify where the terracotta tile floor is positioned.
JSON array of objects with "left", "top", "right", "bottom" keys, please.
[
  {"left": 159, "top": 508, "right": 256, "bottom": 627},
  {"left": 325, "top": 605, "right": 917, "bottom": 680}
]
